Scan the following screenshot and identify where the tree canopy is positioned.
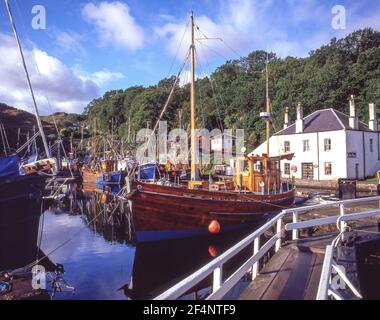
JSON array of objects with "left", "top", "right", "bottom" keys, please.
[{"left": 84, "top": 28, "right": 380, "bottom": 151}]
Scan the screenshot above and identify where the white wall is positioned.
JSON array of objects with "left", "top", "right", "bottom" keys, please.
[
  {"left": 346, "top": 130, "right": 380, "bottom": 179},
  {"left": 251, "top": 130, "right": 347, "bottom": 180}
]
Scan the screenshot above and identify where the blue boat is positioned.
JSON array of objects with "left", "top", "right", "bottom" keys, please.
[
  {"left": 96, "top": 170, "right": 125, "bottom": 185},
  {"left": 0, "top": 155, "right": 46, "bottom": 205},
  {"left": 138, "top": 162, "right": 160, "bottom": 180}
]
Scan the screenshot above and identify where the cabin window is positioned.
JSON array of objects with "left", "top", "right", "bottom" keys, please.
[
  {"left": 253, "top": 160, "right": 262, "bottom": 173},
  {"left": 324, "top": 138, "right": 331, "bottom": 152},
  {"left": 284, "top": 163, "right": 290, "bottom": 175},
  {"left": 325, "top": 162, "right": 332, "bottom": 175},
  {"left": 370, "top": 138, "right": 374, "bottom": 152},
  {"left": 303, "top": 140, "right": 310, "bottom": 152},
  {"left": 284, "top": 141, "right": 290, "bottom": 153}
]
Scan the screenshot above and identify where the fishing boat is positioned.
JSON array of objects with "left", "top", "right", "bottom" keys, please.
[
  {"left": 82, "top": 159, "right": 125, "bottom": 185},
  {"left": 129, "top": 13, "right": 295, "bottom": 243}
]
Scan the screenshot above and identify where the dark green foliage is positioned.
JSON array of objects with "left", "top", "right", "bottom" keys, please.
[{"left": 84, "top": 28, "right": 380, "bottom": 151}]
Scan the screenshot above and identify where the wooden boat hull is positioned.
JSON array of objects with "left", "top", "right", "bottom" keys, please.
[{"left": 130, "top": 182, "right": 295, "bottom": 242}]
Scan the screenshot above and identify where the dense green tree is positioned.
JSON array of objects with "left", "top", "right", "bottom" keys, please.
[{"left": 83, "top": 28, "right": 380, "bottom": 151}]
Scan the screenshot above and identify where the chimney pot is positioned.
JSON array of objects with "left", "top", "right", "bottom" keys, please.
[
  {"left": 284, "top": 107, "right": 289, "bottom": 129},
  {"left": 296, "top": 102, "right": 304, "bottom": 133},
  {"left": 369, "top": 103, "right": 377, "bottom": 131},
  {"left": 349, "top": 95, "right": 359, "bottom": 130}
]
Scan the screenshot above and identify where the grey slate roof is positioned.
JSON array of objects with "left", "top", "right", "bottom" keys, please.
[{"left": 275, "top": 108, "right": 374, "bottom": 136}]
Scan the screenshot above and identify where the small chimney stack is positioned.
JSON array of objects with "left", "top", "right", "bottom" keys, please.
[
  {"left": 369, "top": 103, "right": 377, "bottom": 131},
  {"left": 349, "top": 95, "right": 359, "bottom": 130},
  {"left": 295, "top": 102, "right": 304, "bottom": 133},
  {"left": 284, "top": 107, "right": 289, "bottom": 129}
]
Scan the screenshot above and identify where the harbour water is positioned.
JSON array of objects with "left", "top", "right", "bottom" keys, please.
[
  {"left": 1, "top": 185, "right": 261, "bottom": 300},
  {"left": 2, "top": 184, "right": 378, "bottom": 300}
]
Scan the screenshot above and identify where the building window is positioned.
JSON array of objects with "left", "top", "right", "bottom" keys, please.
[
  {"left": 302, "top": 163, "right": 314, "bottom": 179},
  {"left": 370, "top": 138, "right": 373, "bottom": 152},
  {"left": 284, "top": 163, "right": 290, "bottom": 175},
  {"left": 284, "top": 141, "right": 290, "bottom": 153},
  {"left": 325, "top": 162, "right": 332, "bottom": 175},
  {"left": 303, "top": 140, "right": 310, "bottom": 152},
  {"left": 324, "top": 138, "right": 331, "bottom": 152}
]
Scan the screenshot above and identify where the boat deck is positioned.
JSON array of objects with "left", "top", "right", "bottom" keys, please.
[{"left": 238, "top": 235, "right": 336, "bottom": 300}]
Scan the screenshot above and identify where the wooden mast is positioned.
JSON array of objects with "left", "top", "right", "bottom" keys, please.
[
  {"left": 190, "top": 12, "right": 199, "bottom": 181},
  {"left": 5, "top": 0, "right": 51, "bottom": 160},
  {"left": 265, "top": 56, "right": 270, "bottom": 157}
]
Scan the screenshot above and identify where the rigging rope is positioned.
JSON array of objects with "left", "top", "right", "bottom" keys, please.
[
  {"left": 14, "top": 0, "right": 74, "bottom": 177},
  {"left": 150, "top": 49, "right": 191, "bottom": 138}
]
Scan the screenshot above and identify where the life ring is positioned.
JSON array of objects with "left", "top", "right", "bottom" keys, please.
[{"left": 291, "top": 165, "right": 297, "bottom": 173}]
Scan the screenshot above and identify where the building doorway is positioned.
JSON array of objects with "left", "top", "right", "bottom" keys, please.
[{"left": 302, "top": 163, "right": 314, "bottom": 179}]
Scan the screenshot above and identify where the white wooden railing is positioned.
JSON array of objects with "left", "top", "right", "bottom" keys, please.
[
  {"left": 154, "top": 212, "right": 284, "bottom": 300},
  {"left": 155, "top": 196, "right": 380, "bottom": 300}
]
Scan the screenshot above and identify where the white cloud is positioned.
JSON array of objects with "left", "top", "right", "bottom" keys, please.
[
  {"left": 82, "top": 1, "right": 145, "bottom": 51},
  {"left": 0, "top": 32, "right": 119, "bottom": 114},
  {"left": 154, "top": 0, "right": 380, "bottom": 61},
  {"left": 55, "top": 31, "right": 87, "bottom": 56},
  {"left": 73, "top": 65, "right": 125, "bottom": 86}
]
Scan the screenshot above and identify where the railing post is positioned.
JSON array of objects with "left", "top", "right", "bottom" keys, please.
[
  {"left": 339, "top": 204, "right": 347, "bottom": 231},
  {"left": 213, "top": 266, "right": 222, "bottom": 293},
  {"left": 275, "top": 217, "right": 282, "bottom": 252},
  {"left": 251, "top": 237, "right": 260, "bottom": 280},
  {"left": 292, "top": 211, "right": 299, "bottom": 240}
]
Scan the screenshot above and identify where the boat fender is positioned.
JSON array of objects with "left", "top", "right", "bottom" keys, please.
[
  {"left": 208, "top": 220, "right": 220, "bottom": 234},
  {"left": 208, "top": 245, "right": 218, "bottom": 257},
  {"left": 137, "top": 185, "right": 142, "bottom": 191}
]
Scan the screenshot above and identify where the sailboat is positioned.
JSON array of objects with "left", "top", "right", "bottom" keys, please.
[
  {"left": 0, "top": 0, "right": 56, "bottom": 206},
  {"left": 128, "top": 13, "right": 295, "bottom": 243}
]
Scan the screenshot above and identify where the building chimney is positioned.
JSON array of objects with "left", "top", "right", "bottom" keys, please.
[
  {"left": 349, "top": 95, "right": 359, "bottom": 130},
  {"left": 295, "top": 102, "right": 304, "bottom": 133},
  {"left": 284, "top": 107, "right": 289, "bottom": 129},
  {"left": 369, "top": 103, "right": 377, "bottom": 131}
]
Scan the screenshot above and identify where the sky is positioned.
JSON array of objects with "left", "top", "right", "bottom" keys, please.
[{"left": 0, "top": 0, "right": 379, "bottom": 115}]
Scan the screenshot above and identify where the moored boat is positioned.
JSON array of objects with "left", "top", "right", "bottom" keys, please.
[
  {"left": 0, "top": 155, "right": 47, "bottom": 206},
  {"left": 129, "top": 13, "right": 296, "bottom": 242}
]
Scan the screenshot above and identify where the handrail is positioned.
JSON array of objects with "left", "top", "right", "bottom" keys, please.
[
  {"left": 155, "top": 195, "right": 380, "bottom": 301},
  {"left": 285, "top": 209, "right": 380, "bottom": 231},
  {"left": 281, "top": 196, "right": 380, "bottom": 215},
  {"left": 154, "top": 212, "right": 284, "bottom": 300},
  {"left": 317, "top": 243, "right": 363, "bottom": 300}
]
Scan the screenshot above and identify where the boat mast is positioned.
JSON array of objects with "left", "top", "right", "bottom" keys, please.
[
  {"left": 265, "top": 55, "right": 270, "bottom": 157},
  {"left": 190, "top": 12, "right": 199, "bottom": 181},
  {"left": 5, "top": 0, "right": 51, "bottom": 159}
]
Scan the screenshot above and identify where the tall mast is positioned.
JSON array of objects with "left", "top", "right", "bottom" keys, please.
[
  {"left": 190, "top": 12, "right": 198, "bottom": 180},
  {"left": 5, "top": 0, "right": 51, "bottom": 159},
  {"left": 265, "top": 55, "right": 270, "bottom": 157}
]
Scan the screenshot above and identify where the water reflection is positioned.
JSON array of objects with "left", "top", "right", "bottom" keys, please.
[
  {"left": 1, "top": 184, "right": 262, "bottom": 300},
  {"left": 0, "top": 199, "right": 41, "bottom": 271}
]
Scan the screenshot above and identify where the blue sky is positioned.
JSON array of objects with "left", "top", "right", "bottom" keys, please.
[{"left": 0, "top": 0, "right": 379, "bottom": 114}]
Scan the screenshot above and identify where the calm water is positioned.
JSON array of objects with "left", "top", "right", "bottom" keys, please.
[{"left": 1, "top": 185, "right": 258, "bottom": 300}]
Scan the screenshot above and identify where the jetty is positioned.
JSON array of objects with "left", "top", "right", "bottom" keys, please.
[{"left": 155, "top": 196, "right": 380, "bottom": 300}]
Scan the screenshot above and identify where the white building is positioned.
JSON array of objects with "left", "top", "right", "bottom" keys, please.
[
  {"left": 251, "top": 97, "right": 380, "bottom": 180},
  {"left": 211, "top": 134, "right": 235, "bottom": 152}
]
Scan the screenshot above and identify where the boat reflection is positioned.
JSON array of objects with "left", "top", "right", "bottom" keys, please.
[
  {"left": 0, "top": 199, "right": 42, "bottom": 271},
  {"left": 122, "top": 228, "right": 256, "bottom": 300},
  {"left": 56, "top": 185, "right": 269, "bottom": 300}
]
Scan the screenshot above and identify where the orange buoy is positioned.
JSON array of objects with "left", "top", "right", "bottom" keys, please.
[
  {"left": 208, "top": 220, "right": 220, "bottom": 234},
  {"left": 208, "top": 245, "right": 218, "bottom": 257}
]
